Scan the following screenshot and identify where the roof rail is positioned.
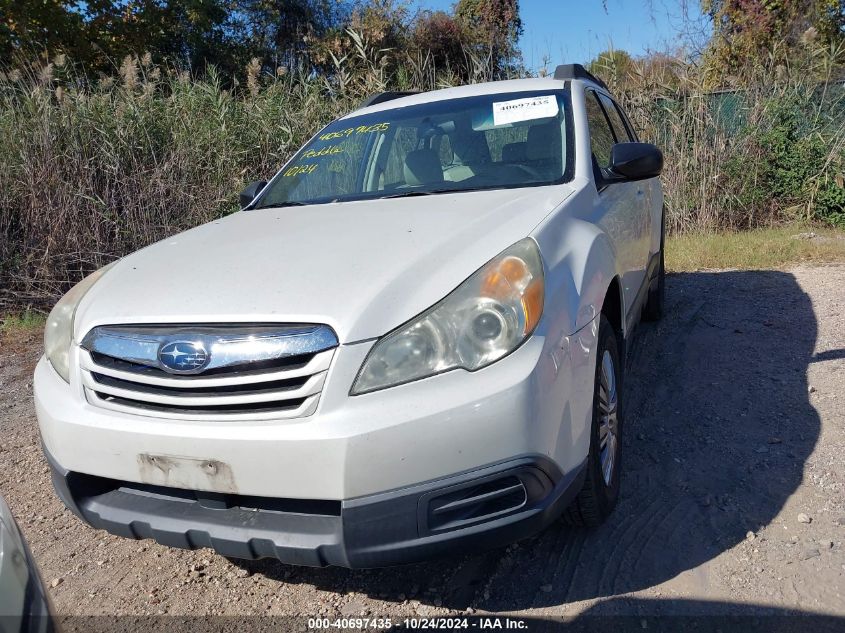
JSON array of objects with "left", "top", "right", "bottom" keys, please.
[
  {"left": 553, "top": 64, "right": 609, "bottom": 91},
  {"left": 359, "top": 91, "right": 418, "bottom": 109}
]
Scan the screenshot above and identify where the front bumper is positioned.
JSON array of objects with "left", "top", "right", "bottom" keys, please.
[
  {"left": 46, "top": 449, "right": 584, "bottom": 568},
  {"left": 34, "top": 322, "right": 598, "bottom": 567},
  {"left": 35, "top": 333, "right": 594, "bottom": 500}
]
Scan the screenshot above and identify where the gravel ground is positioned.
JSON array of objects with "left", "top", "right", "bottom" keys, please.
[{"left": 0, "top": 265, "right": 843, "bottom": 622}]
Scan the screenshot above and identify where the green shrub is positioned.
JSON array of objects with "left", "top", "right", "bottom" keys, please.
[{"left": 613, "top": 53, "right": 845, "bottom": 232}]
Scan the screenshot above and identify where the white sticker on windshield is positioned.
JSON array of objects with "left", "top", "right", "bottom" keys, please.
[{"left": 492, "top": 95, "right": 558, "bottom": 126}]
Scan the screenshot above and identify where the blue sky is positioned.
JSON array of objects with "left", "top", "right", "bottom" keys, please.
[{"left": 414, "top": 0, "right": 710, "bottom": 71}]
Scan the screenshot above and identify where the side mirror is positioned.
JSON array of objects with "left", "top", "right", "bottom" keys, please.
[
  {"left": 608, "top": 143, "right": 663, "bottom": 181},
  {"left": 239, "top": 180, "right": 267, "bottom": 208}
]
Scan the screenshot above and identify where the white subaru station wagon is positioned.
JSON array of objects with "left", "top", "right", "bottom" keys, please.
[{"left": 34, "top": 64, "right": 664, "bottom": 568}]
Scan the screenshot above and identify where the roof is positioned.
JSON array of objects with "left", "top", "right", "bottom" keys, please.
[{"left": 345, "top": 77, "right": 572, "bottom": 119}]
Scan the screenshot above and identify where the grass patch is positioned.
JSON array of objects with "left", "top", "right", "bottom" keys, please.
[
  {"left": 1, "top": 311, "right": 46, "bottom": 335},
  {"left": 666, "top": 225, "right": 845, "bottom": 272}
]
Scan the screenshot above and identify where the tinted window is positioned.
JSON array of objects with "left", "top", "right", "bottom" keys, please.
[
  {"left": 585, "top": 91, "right": 615, "bottom": 169},
  {"left": 598, "top": 93, "right": 633, "bottom": 143}
]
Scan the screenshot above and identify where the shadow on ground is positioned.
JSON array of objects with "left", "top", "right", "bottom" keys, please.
[
  {"left": 234, "top": 270, "right": 821, "bottom": 612},
  {"left": 531, "top": 598, "right": 845, "bottom": 632}
]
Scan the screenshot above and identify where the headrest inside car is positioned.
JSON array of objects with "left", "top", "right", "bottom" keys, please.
[{"left": 404, "top": 149, "right": 444, "bottom": 186}]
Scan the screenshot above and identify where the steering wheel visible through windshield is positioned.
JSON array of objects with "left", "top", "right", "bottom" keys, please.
[{"left": 252, "top": 89, "right": 574, "bottom": 208}]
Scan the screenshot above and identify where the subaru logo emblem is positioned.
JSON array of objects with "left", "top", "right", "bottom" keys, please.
[{"left": 158, "top": 341, "right": 210, "bottom": 374}]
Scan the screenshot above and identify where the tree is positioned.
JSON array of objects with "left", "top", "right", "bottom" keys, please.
[
  {"left": 411, "top": 10, "right": 469, "bottom": 76},
  {"left": 1, "top": 0, "right": 351, "bottom": 79},
  {"left": 83, "top": 0, "right": 247, "bottom": 75},
  {"left": 703, "top": 0, "right": 845, "bottom": 72},
  {"left": 455, "top": 0, "right": 523, "bottom": 76},
  {"left": 1, "top": 0, "right": 527, "bottom": 86},
  {"left": 0, "top": 0, "right": 90, "bottom": 64},
  {"left": 236, "top": 0, "right": 348, "bottom": 71},
  {"left": 588, "top": 49, "right": 635, "bottom": 84}
]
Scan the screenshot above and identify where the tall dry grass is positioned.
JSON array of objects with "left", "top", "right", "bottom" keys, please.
[
  {"left": 604, "top": 43, "right": 845, "bottom": 233},
  {"left": 0, "top": 62, "right": 368, "bottom": 308},
  {"left": 1, "top": 40, "right": 843, "bottom": 310}
]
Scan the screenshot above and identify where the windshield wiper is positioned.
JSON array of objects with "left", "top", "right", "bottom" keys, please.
[
  {"left": 251, "top": 201, "right": 308, "bottom": 210},
  {"left": 379, "top": 188, "right": 458, "bottom": 199}
]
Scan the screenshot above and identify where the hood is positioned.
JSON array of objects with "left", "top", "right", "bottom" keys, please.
[{"left": 75, "top": 186, "right": 573, "bottom": 342}]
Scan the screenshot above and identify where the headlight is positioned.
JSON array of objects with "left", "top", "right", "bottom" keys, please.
[
  {"left": 352, "top": 238, "right": 544, "bottom": 394},
  {"left": 44, "top": 264, "right": 114, "bottom": 382}
]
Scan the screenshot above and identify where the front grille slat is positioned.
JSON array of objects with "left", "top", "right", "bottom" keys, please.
[
  {"left": 90, "top": 372, "right": 310, "bottom": 397},
  {"left": 95, "top": 393, "right": 311, "bottom": 415},
  {"left": 89, "top": 391, "right": 321, "bottom": 421},
  {"left": 89, "top": 350, "right": 317, "bottom": 379},
  {"left": 80, "top": 348, "right": 334, "bottom": 388},
  {"left": 82, "top": 371, "right": 326, "bottom": 407},
  {"left": 79, "top": 324, "right": 337, "bottom": 420}
]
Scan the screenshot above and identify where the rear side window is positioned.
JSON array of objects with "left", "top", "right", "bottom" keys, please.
[
  {"left": 585, "top": 91, "right": 615, "bottom": 169},
  {"left": 598, "top": 93, "right": 633, "bottom": 143}
]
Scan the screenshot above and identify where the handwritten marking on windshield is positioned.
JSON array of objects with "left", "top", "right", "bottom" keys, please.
[
  {"left": 318, "top": 122, "right": 390, "bottom": 141},
  {"left": 301, "top": 144, "right": 344, "bottom": 159},
  {"left": 284, "top": 163, "right": 318, "bottom": 177}
]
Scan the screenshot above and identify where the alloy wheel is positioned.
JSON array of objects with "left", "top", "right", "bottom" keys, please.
[{"left": 597, "top": 349, "right": 619, "bottom": 486}]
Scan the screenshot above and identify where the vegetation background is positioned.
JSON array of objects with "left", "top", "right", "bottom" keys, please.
[{"left": 0, "top": 0, "right": 843, "bottom": 309}]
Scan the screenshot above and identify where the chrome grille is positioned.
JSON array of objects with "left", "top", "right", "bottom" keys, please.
[{"left": 79, "top": 324, "right": 338, "bottom": 420}]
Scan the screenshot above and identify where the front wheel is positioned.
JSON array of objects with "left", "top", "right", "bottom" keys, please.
[{"left": 563, "top": 315, "right": 623, "bottom": 527}]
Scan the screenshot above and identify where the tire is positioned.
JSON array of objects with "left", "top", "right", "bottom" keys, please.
[
  {"left": 563, "top": 314, "right": 623, "bottom": 527},
  {"left": 642, "top": 210, "right": 665, "bottom": 322}
]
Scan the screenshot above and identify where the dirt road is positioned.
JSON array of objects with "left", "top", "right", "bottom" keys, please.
[{"left": 1, "top": 265, "right": 843, "bottom": 622}]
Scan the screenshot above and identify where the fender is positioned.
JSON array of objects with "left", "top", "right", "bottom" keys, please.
[{"left": 533, "top": 214, "right": 625, "bottom": 340}]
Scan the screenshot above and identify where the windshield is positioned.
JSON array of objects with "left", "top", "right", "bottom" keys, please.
[{"left": 252, "top": 89, "right": 573, "bottom": 208}]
